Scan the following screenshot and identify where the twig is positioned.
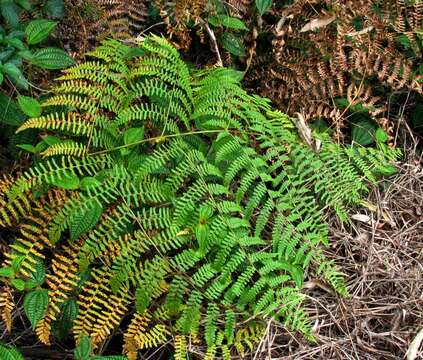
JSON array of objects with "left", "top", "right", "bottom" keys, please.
[{"left": 200, "top": 19, "right": 223, "bottom": 67}]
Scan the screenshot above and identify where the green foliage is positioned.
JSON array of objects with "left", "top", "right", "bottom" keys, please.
[
  {"left": 208, "top": 15, "right": 248, "bottom": 31},
  {"left": 24, "top": 289, "right": 49, "bottom": 329},
  {"left": 0, "top": 344, "right": 24, "bottom": 360},
  {"left": 352, "top": 120, "right": 377, "bottom": 146},
  {"left": 0, "top": 36, "right": 400, "bottom": 359},
  {"left": 52, "top": 299, "right": 78, "bottom": 340},
  {"left": 0, "top": 93, "right": 26, "bottom": 125},
  {"left": 25, "top": 19, "right": 57, "bottom": 45},
  {"left": 0, "top": 0, "right": 64, "bottom": 28},
  {"left": 69, "top": 200, "right": 103, "bottom": 241},
  {"left": 17, "top": 95, "right": 42, "bottom": 117},
  {"left": 31, "top": 47, "right": 75, "bottom": 69},
  {"left": 221, "top": 33, "right": 246, "bottom": 57},
  {"left": 75, "top": 335, "right": 92, "bottom": 360},
  {"left": 256, "top": 0, "right": 273, "bottom": 16}
]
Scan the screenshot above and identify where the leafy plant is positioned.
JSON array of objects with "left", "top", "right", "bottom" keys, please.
[
  {"left": 0, "top": 18, "right": 74, "bottom": 90},
  {"left": 0, "top": 36, "right": 400, "bottom": 359}
]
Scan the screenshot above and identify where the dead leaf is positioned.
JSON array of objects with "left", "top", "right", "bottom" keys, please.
[
  {"left": 351, "top": 214, "right": 371, "bottom": 224},
  {"left": 376, "top": 221, "right": 385, "bottom": 229},
  {"left": 302, "top": 279, "right": 335, "bottom": 295},
  {"left": 300, "top": 16, "right": 336, "bottom": 33},
  {"left": 346, "top": 26, "right": 374, "bottom": 37},
  {"left": 295, "top": 112, "right": 321, "bottom": 152}
]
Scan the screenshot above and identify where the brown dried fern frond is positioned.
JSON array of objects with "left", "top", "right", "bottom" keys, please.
[
  {"left": 250, "top": 0, "right": 423, "bottom": 139},
  {"left": 0, "top": 284, "right": 14, "bottom": 332}
]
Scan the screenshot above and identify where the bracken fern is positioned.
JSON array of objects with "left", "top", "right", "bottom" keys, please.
[{"left": 0, "top": 35, "right": 400, "bottom": 359}]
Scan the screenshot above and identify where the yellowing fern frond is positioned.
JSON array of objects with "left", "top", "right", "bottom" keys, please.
[
  {"left": 36, "top": 240, "right": 83, "bottom": 345},
  {"left": 174, "top": 334, "right": 187, "bottom": 360},
  {"left": 73, "top": 268, "right": 130, "bottom": 348}
]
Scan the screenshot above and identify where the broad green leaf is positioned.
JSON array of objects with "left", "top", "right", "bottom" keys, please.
[
  {"left": 24, "top": 289, "right": 49, "bottom": 329},
  {"left": 25, "top": 19, "right": 57, "bottom": 45},
  {"left": 352, "top": 120, "right": 377, "bottom": 146},
  {"left": 17, "top": 49, "right": 34, "bottom": 61},
  {"left": 70, "top": 201, "right": 103, "bottom": 241},
  {"left": 0, "top": 344, "right": 24, "bottom": 360},
  {"left": 5, "top": 37, "right": 25, "bottom": 50},
  {"left": 42, "top": 135, "right": 62, "bottom": 146},
  {"left": 224, "top": 68, "right": 244, "bottom": 81},
  {"left": 34, "top": 141, "right": 48, "bottom": 153},
  {"left": 30, "top": 48, "right": 75, "bottom": 69},
  {"left": 0, "top": 49, "right": 14, "bottom": 62},
  {"left": 29, "top": 261, "right": 46, "bottom": 285},
  {"left": 50, "top": 172, "right": 80, "bottom": 190},
  {"left": 16, "top": 144, "right": 36, "bottom": 153},
  {"left": 74, "top": 335, "right": 92, "bottom": 360},
  {"left": 334, "top": 97, "right": 349, "bottom": 109},
  {"left": 17, "top": 95, "right": 42, "bottom": 117},
  {"left": 199, "top": 205, "right": 213, "bottom": 219},
  {"left": 2, "top": 62, "right": 28, "bottom": 89},
  {"left": 0, "top": 93, "right": 26, "bottom": 126},
  {"left": 377, "top": 165, "right": 398, "bottom": 177},
  {"left": 195, "top": 223, "right": 209, "bottom": 254},
  {"left": 0, "top": 73, "right": 3, "bottom": 85},
  {"left": 396, "top": 34, "right": 411, "bottom": 50},
  {"left": 123, "top": 127, "right": 144, "bottom": 146},
  {"left": 16, "top": 0, "right": 31, "bottom": 10},
  {"left": 256, "top": 0, "right": 272, "bottom": 16},
  {"left": 221, "top": 16, "right": 248, "bottom": 30},
  {"left": 310, "top": 118, "right": 329, "bottom": 133},
  {"left": 1, "top": 2, "right": 20, "bottom": 28},
  {"left": 221, "top": 33, "right": 246, "bottom": 57},
  {"left": 11, "top": 278, "right": 25, "bottom": 291},
  {"left": 208, "top": 15, "right": 248, "bottom": 30},
  {"left": 11, "top": 255, "right": 25, "bottom": 272},
  {"left": 335, "top": 98, "right": 375, "bottom": 113}
]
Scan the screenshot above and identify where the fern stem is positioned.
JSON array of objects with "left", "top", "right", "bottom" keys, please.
[{"left": 87, "top": 130, "right": 223, "bottom": 156}]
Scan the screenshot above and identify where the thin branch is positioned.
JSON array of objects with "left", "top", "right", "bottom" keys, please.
[{"left": 200, "top": 19, "right": 223, "bottom": 67}]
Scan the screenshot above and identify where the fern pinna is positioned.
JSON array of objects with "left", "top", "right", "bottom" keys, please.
[{"left": 0, "top": 36, "right": 400, "bottom": 359}]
